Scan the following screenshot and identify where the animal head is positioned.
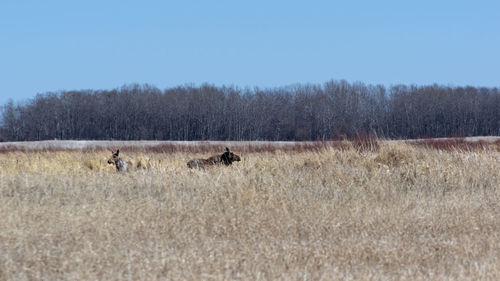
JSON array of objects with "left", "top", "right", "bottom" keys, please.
[
  {"left": 107, "top": 149, "right": 120, "bottom": 165},
  {"left": 107, "top": 149, "right": 129, "bottom": 172},
  {"left": 221, "top": 147, "right": 241, "bottom": 165}
]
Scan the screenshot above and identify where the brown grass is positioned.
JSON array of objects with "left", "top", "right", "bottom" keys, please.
[
  {"left": 408, "top": 138, "right": 500, "bottom": 152},
  {"left": 0, "top": 141, "right": 499, "bottom": 280}
]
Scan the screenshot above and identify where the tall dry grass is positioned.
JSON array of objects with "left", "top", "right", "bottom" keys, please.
[{"left": 0, "top": 141, "right": 498, "bottom": 280}]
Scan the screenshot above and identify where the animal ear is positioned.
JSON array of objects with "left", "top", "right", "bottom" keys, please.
[
  {"left": 115, "top": 149, "right": 120, "bottom": 156},
  {"left": 225, "top": 147, "right": 230, "bottom": 152}
]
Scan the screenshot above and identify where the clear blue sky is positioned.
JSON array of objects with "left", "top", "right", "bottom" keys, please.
[{"left": 1, "top": 0, "right": 499, "bottom": 105}]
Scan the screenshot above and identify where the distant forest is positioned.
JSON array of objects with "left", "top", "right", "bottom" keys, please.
[{"left": 1, "top": 80, "right": 499, "bottom": 141}]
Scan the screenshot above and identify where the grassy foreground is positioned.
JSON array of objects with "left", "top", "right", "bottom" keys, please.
[{"left": 0, "top": 141, "right": 498, "bottom": 280}]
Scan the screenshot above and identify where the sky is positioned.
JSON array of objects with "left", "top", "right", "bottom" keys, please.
[{"left": 1, "top": 0, "right": 499, "bottom": 105}]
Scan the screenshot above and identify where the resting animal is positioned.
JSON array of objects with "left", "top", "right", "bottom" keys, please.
[{"left": 187, "top": 147, "right": 241, "bottom": 169}]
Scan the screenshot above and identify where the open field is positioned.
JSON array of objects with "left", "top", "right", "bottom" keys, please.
[
  {"left": 0, "top": 139, "right": 499, "bottom": 280},
  {"left": 0, "top": 136, "right": 499, "bottom": 151}
]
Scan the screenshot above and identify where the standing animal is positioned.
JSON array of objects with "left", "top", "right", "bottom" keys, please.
[
  {"left": 187, "top": 147, "right": 241, "bottom": 169},
  {"left": 107, "top": 149, "right": 131, "bottom": 172}
]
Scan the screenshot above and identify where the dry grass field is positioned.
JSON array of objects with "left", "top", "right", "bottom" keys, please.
[{"left": 0, "top": 139, "right": 499, "bottom": 280}]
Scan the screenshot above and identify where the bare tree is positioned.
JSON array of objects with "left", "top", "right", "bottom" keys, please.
[{"left": 1, "top": 82, "right": 498, "bottom": 141}]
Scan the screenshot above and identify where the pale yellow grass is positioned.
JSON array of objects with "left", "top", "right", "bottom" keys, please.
[{"left": 0, "top": 142, "right": 499, "bottom": 280}]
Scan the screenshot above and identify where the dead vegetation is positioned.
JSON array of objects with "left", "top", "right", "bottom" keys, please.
[{"left": 0, "top": 140, "right": 498, "bottom": 280}]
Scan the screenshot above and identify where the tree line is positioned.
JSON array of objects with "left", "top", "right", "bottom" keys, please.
[{"left": 1, "top": 80, "right": 498, "bottom": 141}]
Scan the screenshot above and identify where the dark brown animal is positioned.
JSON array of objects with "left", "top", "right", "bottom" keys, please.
[{"left": 187, "top": 147, "right": 241, "bottom": 169}]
